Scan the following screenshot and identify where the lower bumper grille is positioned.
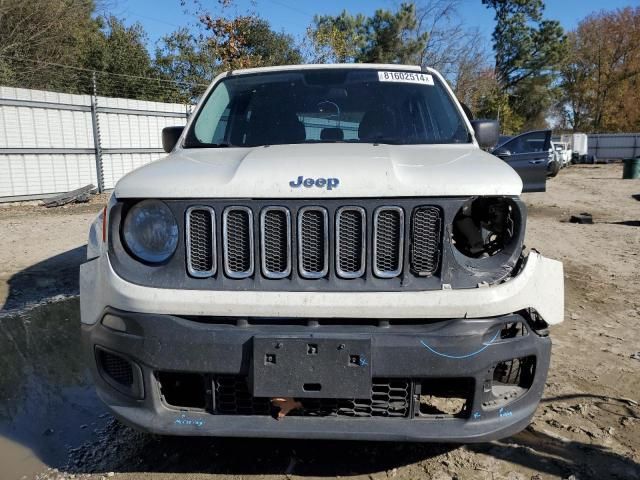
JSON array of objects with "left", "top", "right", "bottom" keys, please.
[
  {"left": 214, "top": 376, "right": 411, "bottom": 418},
  {"left": 98, "top": 349, "right": 133, "bottom": 387}
]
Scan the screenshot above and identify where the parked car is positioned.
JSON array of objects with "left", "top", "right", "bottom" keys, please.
[
  {"left": 492, "top": 130, "right": 554, "bottom": 192},
  {"left": 553, "top": 141, "right": 572, "bottom": 168},
  {"left": 80, "top": 63, "right": 564, "bottom": 443}
]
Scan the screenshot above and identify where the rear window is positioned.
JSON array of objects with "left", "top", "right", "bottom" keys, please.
[{"left": 185, "top": 68, "right": 471, "bottom": 148}]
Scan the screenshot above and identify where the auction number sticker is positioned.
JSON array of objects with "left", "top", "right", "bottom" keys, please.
[{"left": 378, "top": 71, "right": 434, "bottom": 85}]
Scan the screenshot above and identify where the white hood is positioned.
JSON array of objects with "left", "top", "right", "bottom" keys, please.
[{"left": 114, "top": 143, "right": 523, "bottom": 198}]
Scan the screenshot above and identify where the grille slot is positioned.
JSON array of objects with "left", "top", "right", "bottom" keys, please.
[
  {"left": 410, "top": 206, "right": 442, "bottom": 276},
  {"left": 336, "top": 207, "right": 366, "bottom": 278},
  {"left": 261, "top": 207, "right": 291, "bottom": 278},
  {"left": 213, "top": 376, "right": 410, "bottom": 418},
  {"left": 298, "top": 207, "right": 329, "bottom": 278},
  {"left": 186, "top": 207, "right": 216, "bottom": 277},
  {"left": 373, "top": 207, "right": 404, "bottom": 278},
  {"left": 223, "top": 207, "right": 254, "bottom": 278}
]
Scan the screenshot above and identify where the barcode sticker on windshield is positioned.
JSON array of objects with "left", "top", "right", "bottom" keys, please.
[{"left": 378, "top": 71, "right": 434, "bottom": 85}]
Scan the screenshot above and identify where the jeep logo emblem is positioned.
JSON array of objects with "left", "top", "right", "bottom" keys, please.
[{"left": 289, "top": 176, "right": 340, "bottom": 190}]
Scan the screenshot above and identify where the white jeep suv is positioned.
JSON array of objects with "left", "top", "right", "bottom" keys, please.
[{"left": 80, "top": 64, "right": 563, "bottom": 442}]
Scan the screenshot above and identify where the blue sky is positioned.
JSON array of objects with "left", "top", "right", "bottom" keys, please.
[{"left": 108, "top": 0, "right": 637, "bottom": 53}]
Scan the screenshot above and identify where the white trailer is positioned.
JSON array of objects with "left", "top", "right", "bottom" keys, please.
[{"left": 561, "top": 133, "right": 589, "bottom": 162}]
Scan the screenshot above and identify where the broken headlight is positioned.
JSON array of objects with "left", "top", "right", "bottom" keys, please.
[
  {"left": 452, "top": 197, "right": 517, "bottom": 258},
  {"left": 122, "top": 199, "right": 179, "bottom": 264}
]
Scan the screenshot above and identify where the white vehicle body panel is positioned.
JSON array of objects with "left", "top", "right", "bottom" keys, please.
[
  {"left": 115, "top": 63, "right": 524, "bottom": 199},
  {"left": 80, "top": 251, "right": 564, "bottom": 326},
  {"left": 115, "top": 143, "right": 523, "bottom": 199},
  {"left": 82, "top": 63, "right": 563, "bottom": 332}
]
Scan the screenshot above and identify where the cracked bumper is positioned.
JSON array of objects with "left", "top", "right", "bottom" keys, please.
[
  {"left": 82, "top": 309, "right": 551, "bottom": 442},
  {"left": 79, "top": 251, "right": 562, "bottom": 442}
]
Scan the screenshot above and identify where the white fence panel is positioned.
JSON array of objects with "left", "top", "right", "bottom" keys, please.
[
  {"left": 0, "top": 85, "right": 189, "bottom": 201},
  {"left": 0, "top": 153, "right": 97, "bottom": 197},
  {"left": 98, "top": 112, "right": 184, "bottom": 149}
]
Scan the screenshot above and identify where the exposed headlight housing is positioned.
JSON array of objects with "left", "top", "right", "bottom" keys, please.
[
  {"left": 452, "top": 197, "right": 518, "bottom": 258},
  {"left": 122, "top": 199, "right": 179, "bottom": 264}
]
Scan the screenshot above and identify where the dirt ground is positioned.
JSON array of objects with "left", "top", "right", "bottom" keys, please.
[{"left": 0, "top": 164, "right": 638, "bottom": 480}]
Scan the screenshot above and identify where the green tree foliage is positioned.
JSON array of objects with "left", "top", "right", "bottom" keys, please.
[
  {"left": 360, "top": 4, "right": 428, "bottom": 63},
  {"left": 155, "top": 0, "right": 302, "bottom": 100},
  {"left": 308, "top": 3, "right": 428, "bottom": 64},
  {"left": 308, "top": 11, "right": 365, "bottom": 63},
  {"left": 84, "top": 16, "right": 158, "bottom": 98},
  {"left": 242, "top": 20, "right": 303, "bottom": 67},
  {"left": 0, "top": 0, "right": 98, "bottom": 91},
  {"left": 482, "top": 0, "right": 565, "bottom": 131},
  {"left": 467, "top": 70, "right": 523, "bottom": 135},
  {"left": 153, "top": 28, "right": 218, "bottom": 100},
  {"left": 0, "top": 1, "right": 162, "bottom": 98},
  {"left": 482, "top": 0, "right": 565, "bottom": 88}
]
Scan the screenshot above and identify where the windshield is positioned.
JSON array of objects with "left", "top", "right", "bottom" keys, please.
[{"left": 185, "top": 68, "right": 471, "bottom": 148}]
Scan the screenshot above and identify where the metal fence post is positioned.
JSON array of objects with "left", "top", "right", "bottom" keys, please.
[{"left": 90, "top": 71, "right": 105, "bottom": 193}]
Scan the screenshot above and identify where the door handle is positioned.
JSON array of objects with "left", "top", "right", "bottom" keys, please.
[{"left": 528, "top": 160, "right": 544, "bottom": 164}]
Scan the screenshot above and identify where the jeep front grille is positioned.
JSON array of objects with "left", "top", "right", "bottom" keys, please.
[
  {"left": 410, "top": 206, "right": 442, "bottom": 276},
  {"left": 298, "top": 207, "right": 329, "bottom": 278},
  {"left": 261, "top": 207, "right": 291, "bottom": 278},
  {"left": 186, "top": 206, "right": 216, "bottom": 277},
  {"left": 185, "top": 203, "right": 443, "bottom": 282},
  {"left": 336, "top": 207, "right": 366, "bottom": 278},
  {"left": 223, "top": 207, "right": 254, "bottom": 278},
  {"left": 373, "top": 207, "right": 404, "bottom": 278}
]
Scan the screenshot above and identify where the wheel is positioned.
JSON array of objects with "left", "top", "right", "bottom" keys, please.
[{"left": 548, "top": 160, "right": 560, "bottom": 177}]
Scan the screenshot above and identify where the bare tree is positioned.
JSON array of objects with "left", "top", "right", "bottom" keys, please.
[{"left": 411, "top": 0, "right": 490, "bottom": 82}]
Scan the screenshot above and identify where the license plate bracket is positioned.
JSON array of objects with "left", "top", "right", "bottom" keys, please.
[{"left": 251, "top": 336, "right": 372, "bottom": 398}]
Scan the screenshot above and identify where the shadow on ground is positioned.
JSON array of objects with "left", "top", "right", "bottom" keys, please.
[
  {"left": 69, "top": 428, "right": 458, "bottom": 476},
  {"left": 63, "top": 418, "right": 640, "bottom": 478},
  {"left": 1, "top": 245, "right": 86, "bottom": 312},
  {"left": 471, "top": 427, "right": 640, "bottom": 479},
  {"left": 607, "top": 220, "right": 640, "bottom": 227}
]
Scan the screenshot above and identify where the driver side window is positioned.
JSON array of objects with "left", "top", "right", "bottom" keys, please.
[{"left": 503, "top": 131, "right": 548, "bottom": 155}]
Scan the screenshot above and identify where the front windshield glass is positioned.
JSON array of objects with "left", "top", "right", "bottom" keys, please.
[{"left": 186, "top": 68, "right": 471, "bottom": 148}]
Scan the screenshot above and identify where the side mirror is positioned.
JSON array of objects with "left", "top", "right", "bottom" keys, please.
[
  {"left": 471, "top": 119, "right": 499, "bottom": 150},
  {"left": 493, "top": 147, "right": 512, "bottom": 158},
  {"left": 162, "top": 126, "right": 184, "bottom": 153}
]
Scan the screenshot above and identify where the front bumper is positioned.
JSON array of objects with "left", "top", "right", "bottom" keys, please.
[
  {"left": 80, "top": 250, "right": 562, "bottom": 442},
  {"left": 80, "top": 251, "right": 564, "bottom": 326},
  {"left": 83, "top": 309, "right": 551, "bottom": 442}
]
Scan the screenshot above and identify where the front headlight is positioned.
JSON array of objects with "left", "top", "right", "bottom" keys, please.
[
  {"left": 122, "top": 199, "right": 179, "bottom": 264},
  {"left": 451, "top": 197, "right": 517, "bottom": 258}
]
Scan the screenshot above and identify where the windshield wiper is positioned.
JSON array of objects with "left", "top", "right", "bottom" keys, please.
[
  {"left": 210, "top": 142, "right": 234, "bottom": 148},
  {"left": 367, "top": 137, "right": 405, "bottom": 145}
]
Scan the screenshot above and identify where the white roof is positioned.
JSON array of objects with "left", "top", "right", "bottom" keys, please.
[{"left": 229, "top": 63, "right": 423, "bottom": 76}]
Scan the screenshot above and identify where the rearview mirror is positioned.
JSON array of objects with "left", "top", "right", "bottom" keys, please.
[
  {"left": 470, "top": 120, "right": 499, "bottom": 149},
  {"left": 162, "top": 126, "right": 184, "bottom": 153}
]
